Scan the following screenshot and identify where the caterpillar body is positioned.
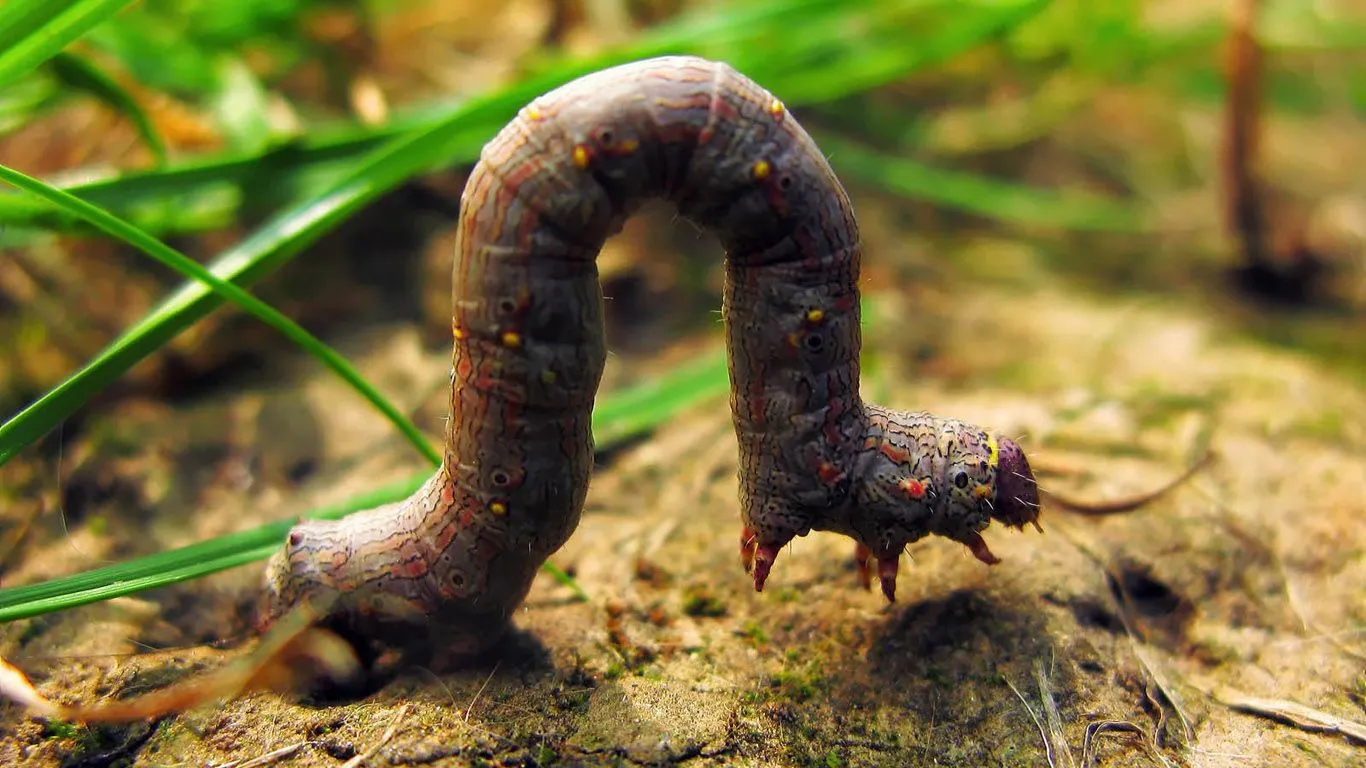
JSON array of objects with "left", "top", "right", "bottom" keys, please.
[{"left": 260, "top": 56, "right": 1041, "bottom": 663}]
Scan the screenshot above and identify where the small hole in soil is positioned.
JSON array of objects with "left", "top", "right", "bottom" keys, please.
[{"left": 1114, "top": 566, "right": 1184, "bottom": 618}]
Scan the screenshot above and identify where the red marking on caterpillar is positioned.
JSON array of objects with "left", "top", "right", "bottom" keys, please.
[
  {"left": 900, "top": 478, "right": 926, "bottom": 500},
  {"left": 258, "top": 56, "right": 1042, "bottom": 667},
  {"left": 879, "top": 442, "right": 912, "bottom": 465}
]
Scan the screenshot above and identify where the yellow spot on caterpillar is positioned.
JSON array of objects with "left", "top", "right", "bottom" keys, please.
[
  {"left": 453, "top": 325, "right": 467, "bottom": 340},
  {"left": 786, "top": 332, "right": 801, "bottom": 348},
  {"left": 526, "top": 106, "right": 543, "bottom": 121},
  {"left": 541, "top": 369, "right": 557, "bottom": 384},
  {"left": 752, "top": 160, "right": 771, "bottom": 181},
  {"left": 501, "top": 331, "right": 522, "bottom": 348},
  {"left": 619, "top": 139, "right": 639, "bottom": 153},
  {"left": 987, "top": 433, "right": 1000, "bottom": 469},
  {"left": 572, "top": 145, "right": 590, "bottom": 169},
  {"left": 490, "top": 501, "right": 508, "bottom": 516},
  {"left": 805, "top": 308, "right": 825, "bottom": 324},
  {"left": 769, "top": 99, "right": 785, "bottom": 118},
  {"left": 974, "top": 485, "right": 991, "bottom": 499}
]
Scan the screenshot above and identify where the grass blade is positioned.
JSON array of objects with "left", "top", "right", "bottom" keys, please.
[
  {"left": 0, "top": 0, "right": 1050, "bottom": 237},
  {"left": 46, "top": 51, "right": 166, "bottom": 163},
  {"left": 820, "top": 134, "right": 1147, "bottom": 232},
  {"left": 0, "top": 163, "right": 442, "bottom": 467},
  {"left": 0, "top": 124, "right": 399, "bottom": 235},
  {"left": 771, "top": 0, "right": 1054, "bottom": 103},
  {"left": 0, "top": 0, "right": 139, "bottom": 89},
  {"left": 591, "top": 349, "right": 730, "bottom": 447}
]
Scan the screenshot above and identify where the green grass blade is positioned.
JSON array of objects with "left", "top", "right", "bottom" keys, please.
[
  {"left": 0, "top": 163, "right": 442, "bottom": 467},
  {"left": 0, "top": 70, "right": 62, "bottom": 135},
  {"left": 0, "top": 0, "right": 1044, "bottom": 238},
  {"left": 47, "top": 51, "right": 166, "bottom": 163},
  {"left": 591, "top": 350, "right": 730, "bottom": 447},
  {"left": 0, "top": 125, "right": 400, "bottom": 235},
  {"left": 0, "top": 475, "right": 426, "bottom": 618},
  {"left": 767, "top": 0, "right": 1054, "bottom": 103},
  {"left": 820, "top": 134, "right": 1147, "bottom": 232},
  {"left": 0, "top": 0, "right": 139, "bottom": 89}
]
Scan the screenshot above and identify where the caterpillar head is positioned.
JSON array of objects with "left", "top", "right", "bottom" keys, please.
[
  {"left": 990, "top": 436, "right": 1042, "bottom": 532},
  {"left": 846, "top": 409, "right": 1043, "bottom": 599}
]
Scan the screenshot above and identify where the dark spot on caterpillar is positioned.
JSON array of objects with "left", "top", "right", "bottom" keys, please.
[
  {"left": 778, "top": 174, "right": 793, "bottom": 190},
  {"left": 491, "top": 469, "right": 511, "bottom": 486},
  {"left": 954, "top": 471, "right": 969, "bottom": 489},
  {"left": 803, "top": 333, "right": 824, "bottom": 352},
  {"left": 497, "top": 297, "right": 518, "bottom": 314},
  {"left": 451, "top": 572, "right": 465, "bottom": 588}
]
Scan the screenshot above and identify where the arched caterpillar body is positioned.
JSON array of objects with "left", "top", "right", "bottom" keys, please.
[{"left": 259, "top": 56, "right": 1041, "bottom": 662}]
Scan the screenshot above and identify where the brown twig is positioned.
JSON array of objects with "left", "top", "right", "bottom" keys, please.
[
  {"left": 1044, "top": 448, "right": 1214, "bottom": 516},
  {"left": 217, "top": 741, "right": 308, "bottom": 768},
  {"left": 1220, "top": 0, "right": 1328, "bottom": 302},
  {"left": 1222, "top": 0, "right": 1269, "bottom": 275}
]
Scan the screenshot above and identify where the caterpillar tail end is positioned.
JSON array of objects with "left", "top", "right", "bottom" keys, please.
[{"left": 256, "top": 542, "right": 299, "bottom": 634}]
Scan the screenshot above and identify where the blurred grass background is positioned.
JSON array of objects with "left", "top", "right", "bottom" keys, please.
[{"left": 0, "top": 0, "right": 1363, "bottom": 618}]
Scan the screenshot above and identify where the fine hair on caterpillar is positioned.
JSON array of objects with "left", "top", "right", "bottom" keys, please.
[{"left": 258, "top": 55, "right": 1043, "bottom": 669}]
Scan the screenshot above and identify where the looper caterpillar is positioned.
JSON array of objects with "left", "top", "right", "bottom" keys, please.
[{"left": 258, "top": 55, "right": 1042, "bottom": 664}]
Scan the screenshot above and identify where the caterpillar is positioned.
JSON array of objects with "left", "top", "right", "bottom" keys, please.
[{"left": 258, "top": 55, "right": 1041, "bottom": 665}]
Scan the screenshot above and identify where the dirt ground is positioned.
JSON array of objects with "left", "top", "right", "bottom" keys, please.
[{"left": 2, "top": 192, "right": 1365, "bottom": 766}]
